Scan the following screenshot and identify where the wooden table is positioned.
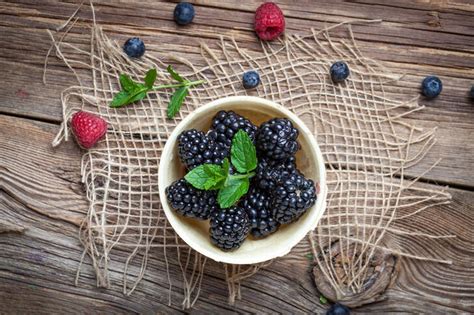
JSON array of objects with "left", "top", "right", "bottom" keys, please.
[{"left": 1, "top": 1, "right": 473, "bottom": 313}]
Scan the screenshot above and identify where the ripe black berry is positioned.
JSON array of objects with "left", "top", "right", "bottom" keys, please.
[
  {"left": 421, "top": 75, "right": 442, "bottom": 98},
  {"left": 273, "top": 171, "right": 316, "bottom": 224},
  {"left": 123, "top": 37, "right": 145, "bottom": 58},
  {"left": 255, "top": 156, "right": 296, "bottom": 191},
  {"left": 242, "top": 71, "right": 260, "bottom": 89},
  {"left": 211, "top": 110, "right": 258, "bottom": 151},
  {"left": 330, "top": 61, "right": 350, "bottom": 83},
  {"left": 209, "top": 206, "right": 250, "bottom": 251},
  {"left": 240, "top": 187, "right": 279, "bottom": 238},
  {"left": 177, "top": 129, "right": 227, "bottom": 170},
  {"left": 166, "top": 179, "right": 218, "bottom": 220},
  {"left": 256, "top": 118, "right": 299, "bottom": 161}
]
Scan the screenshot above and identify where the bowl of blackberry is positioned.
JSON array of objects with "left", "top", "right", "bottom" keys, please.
[{"left": 159, "top": 96, "right": 327, "bottom": 264}]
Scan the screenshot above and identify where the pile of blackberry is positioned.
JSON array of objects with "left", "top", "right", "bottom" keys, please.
[{"left": 166, "top": 111, "right": 317, "bottom": 252}]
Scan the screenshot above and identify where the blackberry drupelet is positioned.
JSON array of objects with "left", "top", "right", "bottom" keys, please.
[
  {"left": 256, "top": 118, "right": 299, "bottom": 161},
  {"left": 211, "top": 110, "right": 258, "bottom": 151},
  {"left": 166, "top": 179, "right": 218, "bottom": 220},
  {"left": 209, "top": 206, "right": 250, "bottom": 251},
  {"left": 240, "top": 187, "right": 279, "bottom": 238},
  {"left": 177, "top": 129, "right": 227, "bottom": 170},
  {"left": 273, "top": 171, "right": 316, "bottom": 224},
  {"left": 255, "top": 156, "right": 296, "bottom": 191}
]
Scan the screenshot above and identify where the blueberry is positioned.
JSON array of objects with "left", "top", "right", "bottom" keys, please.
[
  {"left": 123, "top": 37, "right": 145, "bottom": 58},
  {"left": 330, "top": 61, "right": 350, "bottom": 83},
  {"left": 421, "top": 76, "right": 442, "bottom": 98},
  {"left": 242, "top": 71, "right": 260, "bottom": 89},
  {"left": 174, "top": 2, "right": 195, "bottom": 25},
  {"left": 326, "top": 303, "right": 350, "bottom": 315},
  {"left": 470, "top": 85, "right": 474, "bottom": 98}
]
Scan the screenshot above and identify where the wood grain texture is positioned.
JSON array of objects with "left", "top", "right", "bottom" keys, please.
[
  {"left": 0, "top": 0, "right": 473, "bottom": 187},
  {"left": 0, "top": 115, "right": 473, "bottom": 314},
  {"left": 0, "top": 0, "right": 473, "bottom": 313}
]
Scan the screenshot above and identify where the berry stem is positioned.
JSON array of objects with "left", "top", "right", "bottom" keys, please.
[{"left": 152, "top": 79, "right": 205, "bottom": 90}]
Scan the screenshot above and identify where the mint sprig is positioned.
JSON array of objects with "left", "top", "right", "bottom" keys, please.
[
  {"left": 110, "top": 66, "right": 204, "bottom": 118},
  {"left": 185, "top": 130, "right": 257, "bottom": 208}
]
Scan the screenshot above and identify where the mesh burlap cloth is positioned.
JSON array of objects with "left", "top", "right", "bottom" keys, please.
[{"left": 47, "top": 4, "right": 453, "bottom": 308}]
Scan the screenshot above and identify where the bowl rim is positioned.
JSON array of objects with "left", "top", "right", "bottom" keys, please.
[{"left": 158, "top": 95, "right": 327, "bottom": 264}]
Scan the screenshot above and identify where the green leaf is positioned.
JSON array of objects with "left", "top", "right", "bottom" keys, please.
[
  {"left": 110, "top": 90, "right": 131, "bottom": 107},
  {"left": 185, "top": 164, "right": 226, "bottom": 190},
  {"left": 119, "top": 74, "right": 136, "bottom": 92},
  {"left": 222, "top": 158, "right": 230, "bottom": 174},
  {"left": 319, "top": 295, "right": 328, "bottom": 305},
  {"left": 217, "top": 176, "right": 249, "bottom": 208},
  {"left": 144, "top": 68, "right": 157, "bottom": 88},
  {"left": 231, "top": 130, "right": 257, "bottom": 173},
  {"left": 167, "top": 86, "right": 188, "bottom": 118},
  {"left": 305, "top": 253, "right": 314, "bottom": 260},
  {"left": 167, "top": 65, "right": 185, "bottom": 83}
]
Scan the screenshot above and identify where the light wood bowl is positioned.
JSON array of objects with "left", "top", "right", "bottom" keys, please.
[{"left": 159, "top": 96, "right": 327, "bottom": 264}]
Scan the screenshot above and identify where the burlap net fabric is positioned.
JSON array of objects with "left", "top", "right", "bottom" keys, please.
[{"left": 47, "top": 4, "right": 453, "bottom": 308}]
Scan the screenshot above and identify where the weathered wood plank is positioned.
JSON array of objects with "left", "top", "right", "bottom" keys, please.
[
  {"left": 0, "top": 0, "right": 473, "bottom": 187},
  {"left": 0, "top": 114, "right": 472, "bottom": 313}
]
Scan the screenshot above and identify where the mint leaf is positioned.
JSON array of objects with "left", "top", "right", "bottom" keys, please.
[
  {"left": 319, "top": 295, "right": 327, "bottom": 304},
  {"left": 231, "top": 130, "right": 257, "bottom": 173},
  {"left": 167, "top": 65, "right": 185, "bottom": 83},
  {"left": 222, "top": 158, "right": 230, "bottom": 174},
  {"left": 185, "top": 164, "right": 226, "bottom": 190},
  {"left": 167, "top": 86, "right": 188, "bottom": 118},
  {"left": 217, "top": 176, "right": 249, "bottom": 208},
  {"left": 144, "top": 68, "right": 157, "bottom": 88},
  {"left": 110, "top": 90, "right": 130, "bottom": 107},
  {"left": 119, "top": 74, "right": 136, "bottom": 92}
]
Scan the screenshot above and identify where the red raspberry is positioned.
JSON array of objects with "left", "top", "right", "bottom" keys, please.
[
  {"left": 70, "top": 111, "right": 108, "bottom": 149},
  {"left": 254, "top": 2, "right": 285, "bottom": 41}
]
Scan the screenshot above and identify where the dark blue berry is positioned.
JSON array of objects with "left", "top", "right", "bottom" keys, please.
[
  {"left": 469, "top": 85, "right": 474, "bottom": 98},
  {"left": 123, "top": 37, "right": 145, "bottom": 58},
  {"left": 421, "top": 76, "right": 442, "bottom": 98},
  {"left": 326, "top": 303, "right": 350, "bottom": 315},
  {"left": 330, "top": 61, "right": 350, "bottom": 83},
  {"left": 210, "top": 207, "right": 250, "bottom": 251},
  {"left": 242, "top": 71, "right": 260, "bottom": 89},
  {"left": 174, "top": 2, "right": 195, "bottom": 25},
  {"left": 166, "top": 179, "right": 218, "bottom": 220}
]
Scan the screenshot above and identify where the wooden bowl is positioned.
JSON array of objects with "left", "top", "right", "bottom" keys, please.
[{"left": 158, "top": 96, "right": 327, "bottom": 264}]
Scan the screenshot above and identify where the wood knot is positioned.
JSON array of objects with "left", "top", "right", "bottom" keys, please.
[{"left": 312, "top": 239, "right": 399, "bottom": 308}]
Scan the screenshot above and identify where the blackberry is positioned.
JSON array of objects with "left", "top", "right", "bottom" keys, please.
[
  {"left": 255, "top": 156, "right": 296, "bottom": 191},
  {"left": 177, "top": 129, "right": 227, "bottom": 170},
  {"left": 240, "top": 187, "right": 279, "bottom": 238},
  {"left": 166, "top": 179, "right": 218, "bottom": 220},
  {"left": 211, "top": 110, "right": 258, "bottom": 150},
  {"left": 273, "top": 171, "right": 316, "bottom": 224},
  {"left": 209, "top": 206, "right": 250, "bottom": 251},
  {"left": 256, "top": 118, "right": 299, "bottom": 161},
  {"left": 421, "top": 75, "right": 442, "bottom": 98}
]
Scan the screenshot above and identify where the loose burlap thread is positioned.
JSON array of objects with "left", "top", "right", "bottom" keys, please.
[{"left": 46, "top": 3, "right": 453, "bottom": 308}]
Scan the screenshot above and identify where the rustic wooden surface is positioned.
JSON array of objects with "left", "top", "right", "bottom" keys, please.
[{"left": 0, "top": 0, "right": 473, "bottom": 314}]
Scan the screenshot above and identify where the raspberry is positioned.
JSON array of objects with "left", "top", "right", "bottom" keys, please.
[
  {"left": 256, "top": 118, "right": 299, "bottom": 161},
  {"left": 240, "top": 187, "right": 279, "bottom": 238},
  {"left": 210, "top": 110, "right": 257, "bottom": 151},
  {"left": 210, "top": 206, "right": 250, "bottom": 251},
  {"left": 70, "top": 111, "right": 108, "bottom": 149},
  {"left": 166, "top": 179, "right": 217, "bottom": 220},
  {"left": 254, "top": 2, "right": 285, "bottom": 41},
  {"left": 273, "top": 171, "right": 316, "bottom": 224},
  {"left": 255, "top": 156, "right": 296, "bottom": 191},
  {"left": 177, "top": 129, "right": 227, "bottom": 170}
]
